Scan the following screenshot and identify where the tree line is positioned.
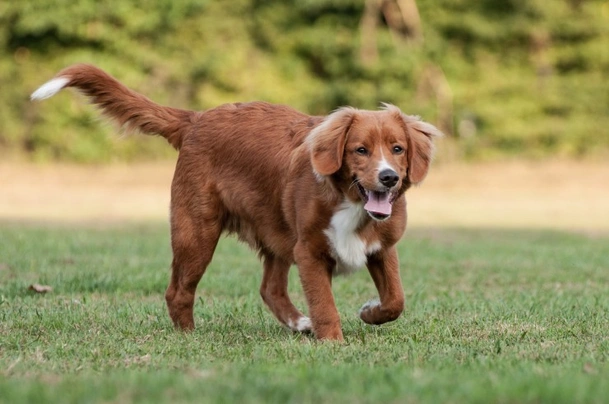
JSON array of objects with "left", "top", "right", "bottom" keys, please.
[{"left": 1, "top": 0, "right": 607, "bottom": 161}]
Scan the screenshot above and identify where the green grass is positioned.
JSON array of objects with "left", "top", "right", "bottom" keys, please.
[{"left": 1, "top": 222, "right": 608, "bottom": 403}]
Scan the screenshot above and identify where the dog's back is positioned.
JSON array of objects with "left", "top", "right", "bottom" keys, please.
[
  {"left": 177, "top": 101, "right": 321, "bottom": 257},
  {"left": 31, "top": 64, "right": 317, "bottom": 258}
]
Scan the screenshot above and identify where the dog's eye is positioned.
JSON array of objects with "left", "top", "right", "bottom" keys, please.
[
  {"left": 392, "top": 145, "right": 404, "bottom": 154},
  {"left": 355, "top": 147, "right": 368, "bottom": 156}
]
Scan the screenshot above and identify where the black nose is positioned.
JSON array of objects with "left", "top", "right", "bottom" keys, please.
[{"left": 379, "top": 169, "right": 399, "bottom": 187}]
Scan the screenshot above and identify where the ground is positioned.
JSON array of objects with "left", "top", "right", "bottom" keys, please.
[
  {"left": 1, "top": 160, "right": 608, "bottom": 403},
  {"left": 2, "top": 160, "right": 607, "bottom": 231}
]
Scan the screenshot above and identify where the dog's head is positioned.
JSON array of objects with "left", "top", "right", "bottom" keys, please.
[{"left": 307, "top": 104, "right": 442, "bottom": 221}]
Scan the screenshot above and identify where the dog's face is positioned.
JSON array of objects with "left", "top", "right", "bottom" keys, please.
[{"left": 308, "top": 104, "right": 442, "bottom": 221}]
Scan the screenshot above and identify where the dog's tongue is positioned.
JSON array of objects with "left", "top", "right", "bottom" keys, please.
[{"left": 364, "top": 191, "right": 392, "bottom": 215}]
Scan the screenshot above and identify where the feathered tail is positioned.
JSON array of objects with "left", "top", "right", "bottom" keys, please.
[{"left": 31, "top": 64, "right": 193, "bottom": 149}]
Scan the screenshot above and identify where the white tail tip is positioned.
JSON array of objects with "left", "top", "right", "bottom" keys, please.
[{"left": 31, "top": 77, "right": 70, "bottom": 100}]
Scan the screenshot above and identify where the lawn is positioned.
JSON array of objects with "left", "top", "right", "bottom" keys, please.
[{"left": 1, "top": 221, "right": 608, "bottom": 403}]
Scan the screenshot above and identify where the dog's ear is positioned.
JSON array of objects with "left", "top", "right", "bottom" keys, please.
[
  {"left": 405, "top": 118, "right": 443, "bottom": 184},
  {"left": 307, "top": 107, "right": 356, "bottom": 176},
  {"left": 384, "top": 104, "right": 443, "bottom": 184}
]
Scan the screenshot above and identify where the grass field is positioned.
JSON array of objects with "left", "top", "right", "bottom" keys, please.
[
  {"left": 1, "top": 222, "right": 608, "bottom": 403},
  {"left": 1, "top": 161, "right": 608, "bottom": 403}
]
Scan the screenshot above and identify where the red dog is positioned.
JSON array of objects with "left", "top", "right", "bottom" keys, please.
[{"left": 32, "top": 64, "right": 441, "bottom": 340}]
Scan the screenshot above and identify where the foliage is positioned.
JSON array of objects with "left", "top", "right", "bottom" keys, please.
[
  {"left": 0, "top": 0, "right": 608, "bottom": 161},
  {"left": 1, "top": 223, "right": 609, "bottom": 402}
]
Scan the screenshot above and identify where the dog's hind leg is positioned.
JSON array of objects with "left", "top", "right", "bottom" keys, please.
[
  {"left": 165, "top": 184, "right": 222, "bottom": 331},
  {"left": 260, "top": 254, "right": 311, "bottom": 333}
]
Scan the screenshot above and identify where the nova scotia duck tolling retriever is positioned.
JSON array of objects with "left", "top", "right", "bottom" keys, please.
[{"left": 31, "top": 64, "right": 442, "bottom": 341}]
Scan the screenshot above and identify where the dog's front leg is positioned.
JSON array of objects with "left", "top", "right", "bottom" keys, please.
[
  {"left": 360, "top": 246, "right": 405, "bottom": 325},
  {"left": 294, "top": 242, "right": 343, "bottom": 341}
]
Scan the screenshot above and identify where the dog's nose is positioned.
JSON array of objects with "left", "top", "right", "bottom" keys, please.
[{"left": 379, "top": 169, "right": 399, "bottom": 187}]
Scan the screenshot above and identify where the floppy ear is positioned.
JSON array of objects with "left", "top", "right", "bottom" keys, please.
[
  {"left": 383, "top": 104, "right": 443, "bottom": 184},
  {"left": 307, "top": 107, "right": 356, "bottom": 176},
  {"left": 405, "top": 117, "right": 443, "bottom": 184}
]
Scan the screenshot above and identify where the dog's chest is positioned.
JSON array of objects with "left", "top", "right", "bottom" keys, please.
[{"left": 324, "top": 200, "right": 381, "bottom": 275}]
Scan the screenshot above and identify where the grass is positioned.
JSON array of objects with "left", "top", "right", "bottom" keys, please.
[{"left": 1, "top": 221, "right": 608, "bottom": 403}]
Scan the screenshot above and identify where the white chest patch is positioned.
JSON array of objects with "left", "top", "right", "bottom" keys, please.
[{"left": 324, "top": 199, "right": 380, "bottom": 275}]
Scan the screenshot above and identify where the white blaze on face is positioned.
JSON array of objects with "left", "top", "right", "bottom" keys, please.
[
  {"left": 377, "top": 148, "right": 397, "bottom": 178},
  {"left": 363, "top": 149, "right": 395, "bottom": 216}
]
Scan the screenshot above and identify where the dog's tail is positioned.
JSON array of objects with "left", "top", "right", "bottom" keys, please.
[{"left": 31, "top": 64, "right": 193, "bottom": 149}]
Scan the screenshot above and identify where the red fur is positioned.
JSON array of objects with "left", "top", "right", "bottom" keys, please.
[{"left": 34, "top": 64, "right": 442, "bottom": 341}]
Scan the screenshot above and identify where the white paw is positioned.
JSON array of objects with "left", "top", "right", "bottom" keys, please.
[
  {"left": 358, "top": 298, "right": 381, "bottom": 315},
  {"left": 287, "top": 316, "right": 312, "bottom": 332}
]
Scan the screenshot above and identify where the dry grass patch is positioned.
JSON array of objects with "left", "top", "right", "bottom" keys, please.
[{"left": 2, "top": 160, "right": 608, "bottom": 230}]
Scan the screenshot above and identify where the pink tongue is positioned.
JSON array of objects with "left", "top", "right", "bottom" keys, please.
[{"left": 364, "top": 192, "right": 392, "bottom": 215}]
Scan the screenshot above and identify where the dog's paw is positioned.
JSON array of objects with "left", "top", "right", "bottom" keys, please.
[
  {"left": 359, "top": 298, "right": 381, "bottom": 314},
  {"left": 358, "top": 298, "right": 381, "bottom": 324},
  {"left": 287, "top": 316, "right": 312, "bottom": 333}
]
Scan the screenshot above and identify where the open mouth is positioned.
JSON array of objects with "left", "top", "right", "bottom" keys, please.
[{"left": 355, "top": 182, "right": 396, "bottom": 221}]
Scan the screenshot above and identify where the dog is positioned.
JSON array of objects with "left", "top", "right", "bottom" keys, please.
[{"left": 31, "top": 64, "right": 442, "bottom": 341}]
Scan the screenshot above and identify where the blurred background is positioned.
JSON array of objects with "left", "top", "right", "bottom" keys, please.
[{"left": 1, "top": 0, "right": 608, "bottom": 228}]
